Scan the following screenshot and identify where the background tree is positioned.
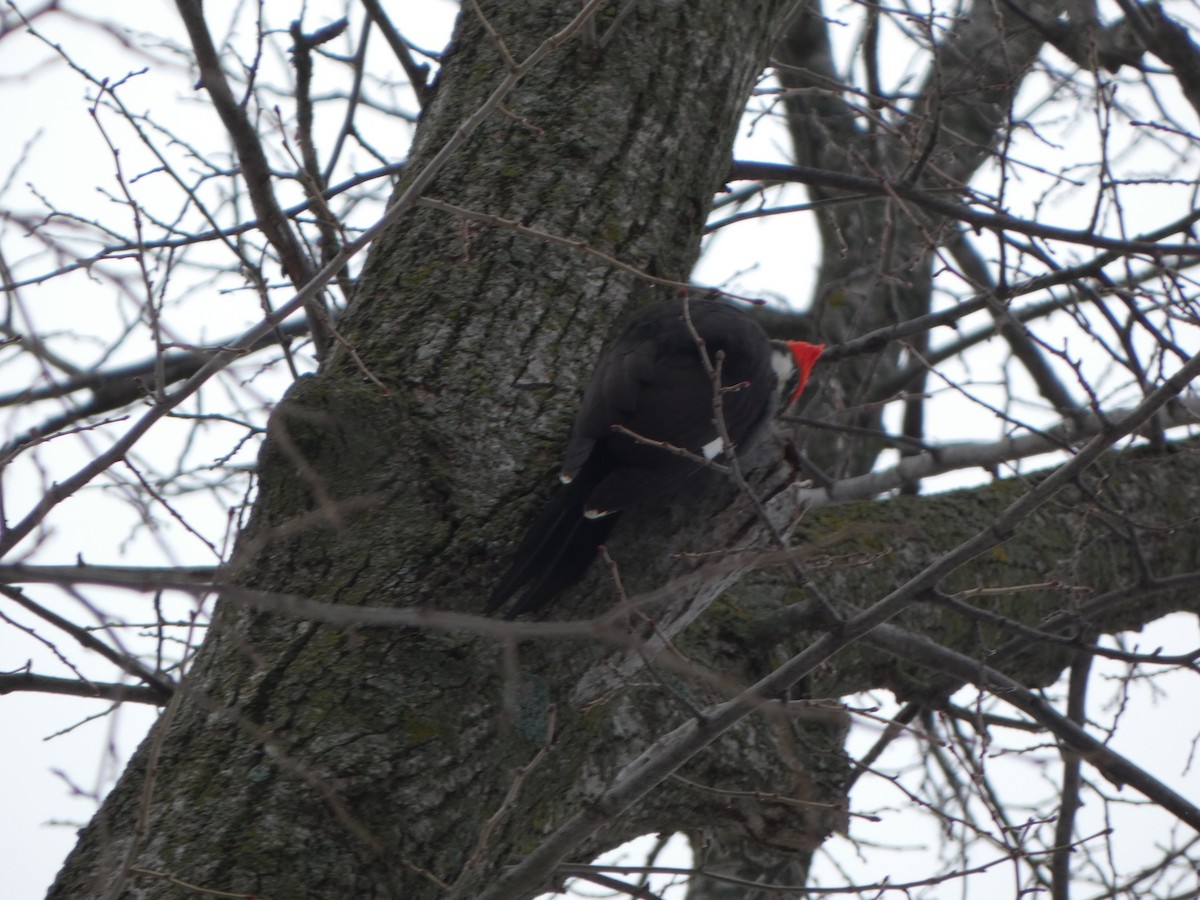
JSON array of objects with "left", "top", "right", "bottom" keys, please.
[{"left": 2, "top": 0, "right": 1200, "bottom": 898}]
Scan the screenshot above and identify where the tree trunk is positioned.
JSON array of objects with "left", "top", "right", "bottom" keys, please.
[
  {"left": 776, "top": 0, "right": 1059, "bottom": 477},
  {"left": 49, "top": 2, "right": 802, "bottom": 897}
]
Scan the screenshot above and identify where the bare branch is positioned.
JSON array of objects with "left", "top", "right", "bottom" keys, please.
[
  {"left": 359, "top": 0, "right": 434, "bottom": 109},
  {"left": 0, "top": 585, "right": 175, "bottom": 699},
  {"left": 173, "top": 0, "right": 330, "bottom": 355},
  {"left": 788, "top": 394, "right": 1200, "bottom": 506},
  {"left": 482, "top": 348, "right": 1200, "bottom": 899},
  {"left": 863, "top": 623, "right": 1200, "bottom": 832},
  {"left": 730, "top": 160, "right": 1200, "bottom": 257},
  {"left": 0, "top": 671, "right": 166, "bottom": 704}
]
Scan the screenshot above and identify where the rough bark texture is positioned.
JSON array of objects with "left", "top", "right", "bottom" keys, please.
[
  {"left": 776, "top": 0, "right": 1058, "bottom": 476},
  {"left": 48, "top": 2, "right": 1200, "bottom": 899},
  {"left": 50, "top": 2, "right": 805, "bottom": 898}
]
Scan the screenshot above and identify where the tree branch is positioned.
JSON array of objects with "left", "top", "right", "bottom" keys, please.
[
  {"left": 0, "top": 585, "right": 175, "bottom": 700},
  {"left": 360, "top": 0, "right": 434, "bottom": 109},
  {"left": 1, "top": 0, "right": 605, "bottom": 558},
  {"left": 787, "top": 394, "right": 1200, "bottom": 507},
  {"left": 173, "top": 0, "right": 330, "bottom": 355},
  {"left": 729, "top": 160, "right": 1200, "bottom": 257},
  {"left": 863, "top": 623, "right": 1200, "bottom": 832},
  {"left": 484, "top": 346, "right": 1200, "bottom": 900},
  {"left": 0, "top": 671, "right": 167, "bottom": 704}
]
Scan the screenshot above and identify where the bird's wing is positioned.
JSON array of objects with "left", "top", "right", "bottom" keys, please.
[
  {"left": 562, "top": 301, "right": 777, "bottom": 510},
  {"left": 559, "top": 332, "right": 658, "bottom": 482},
  {"left": 584, "top": 347, "right": 774, "bottom": 513}
]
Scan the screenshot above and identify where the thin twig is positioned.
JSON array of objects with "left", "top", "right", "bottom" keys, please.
[
  {"left": 730, "top": 159, "right": 1200, "bottom": 256},
  {"left": 477, "top": 345, "right": 1200, "bottom": 900},
  {"left": 0, "top": 585, "right": 174, "bottom": 698},
  {"left": 448, "top": 705, "right": 557, "bottom": 899},
  {"left": 0, "top": 0, "right": 610, "bottom": 558},
  {"left": 863, "top": 622, "right": 1200, "bottom": 831},
  {"left": 359, "top": 0, "right": 433, "bottom": 108},
  {"left": 174, "top": 0, "right": 329, "bottom": 355},
  {"left": 1052, "top": 645, "right": 1093, "bottom": 900}
]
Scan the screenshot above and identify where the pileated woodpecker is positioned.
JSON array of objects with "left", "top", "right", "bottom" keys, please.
[{"left": 487, "top": 298, "right": 824, "bottom": 618}]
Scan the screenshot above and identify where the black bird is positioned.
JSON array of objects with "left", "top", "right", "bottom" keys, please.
[{"left": 487, "top": 298, "right": 824, "bottom": 618}]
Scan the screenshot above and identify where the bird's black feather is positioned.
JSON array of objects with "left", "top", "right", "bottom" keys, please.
[
  {"left": 488, "top": 299, "right": 804, "bottom": 617},
  {"left": 485, "top": 452, "right": 619, "bottom": 618}
]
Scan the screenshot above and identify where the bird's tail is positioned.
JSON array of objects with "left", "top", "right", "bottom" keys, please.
[{"left": 486, "top": 473, "right": 619, "bottom": 619}]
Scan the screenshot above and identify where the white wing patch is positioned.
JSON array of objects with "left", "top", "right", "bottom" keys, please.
[{"left": 701, "top": 435, "right": 725, "bottom": 460}]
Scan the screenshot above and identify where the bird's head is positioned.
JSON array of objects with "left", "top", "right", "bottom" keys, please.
[{"left": 771, "top": 340, "right": 825, "bottom": 407}]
